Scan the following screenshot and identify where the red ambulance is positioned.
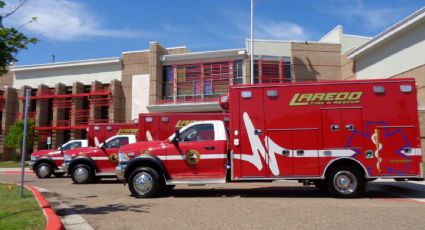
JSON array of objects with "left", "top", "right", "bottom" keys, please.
[
  {"left": 29, "top": 123, "right": 137, "bottom": 179},
  {"left": 117, "top": 79, "right": 423, "bottom": 198},
  {"left": 62, "top": 113, "right": 228, "bottom": 184}
]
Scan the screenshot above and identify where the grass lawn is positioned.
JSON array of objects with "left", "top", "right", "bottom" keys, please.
[
  {"left": 0, "top": 183, "right": 46, "bottom": 230},
  {"left": 0, "top": 161, "right": 29, "bottom": 168}
]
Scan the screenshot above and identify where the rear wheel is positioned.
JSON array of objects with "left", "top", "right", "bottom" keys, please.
[
  {"left": 71, "top": 164, "right": 94, "bottom": 184},
  {"left": 35, "top": 163, "right": 53, "bottom": 178},
  {"left": 327, "top": 166, "right": 365, "bottom": 198},
  {"left": 129, "top": 167, "right": 160, "bottom": 198}
]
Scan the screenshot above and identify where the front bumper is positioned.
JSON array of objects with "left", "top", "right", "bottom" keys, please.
[{"left": 116, "top": 163, "right": 127, "bottom": 181}]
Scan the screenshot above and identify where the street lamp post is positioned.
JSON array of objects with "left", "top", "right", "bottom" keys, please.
[
  {"left": 250, "top": 0, "right": 254, "bottom": 84},
  {"left": 19, "top": 88, "right": 30, "bottom": 198}
]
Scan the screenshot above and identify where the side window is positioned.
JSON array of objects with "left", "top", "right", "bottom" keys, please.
[
  {"left": 105, "top": 137, "right": 129, "bottom": 148},
  {"left": 61, "top": 142, "right": 72, "bottom": 151},
  {"left": 70, "top": 142, "right": 82, "bottom": 149},
  {"left": 180, "top": 124, "right": 215, "bottom": 142}
]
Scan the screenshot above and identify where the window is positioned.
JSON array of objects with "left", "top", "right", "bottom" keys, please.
[
  {"left": 179, "top": 124, "right": 215, "bottom": 142},
  {"left": 233, "top": 60, "right": 243, "bottom": 84},
  {"left": 104, "top": 137, "right": 129, "bottom": 148},
  {"left": 163, "top": 65, "right": 173, "bottom": 101},
  {"left": 254, "top": 58, "right": 291, "bottom": 84},
  {"left": 161, "top": 60, "right": 244, "bottom": 102},
  {"left": 62, "top": 141, "right": 82, "bottom": 151}
]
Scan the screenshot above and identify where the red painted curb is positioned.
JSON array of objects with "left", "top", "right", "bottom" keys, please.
[{"left": 26, "top": 185, "right": 64, "bottom": 230}]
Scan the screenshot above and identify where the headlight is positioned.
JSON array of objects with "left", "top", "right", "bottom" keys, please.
[
  {"left": 30, "top": 155, "right": 37, "bottom": 161},
  {"left": 63, "top": 154, "right": 72, "bottom": 162},
  {"left": 118, "top": 152, "right": 129, "bottom": 163}
]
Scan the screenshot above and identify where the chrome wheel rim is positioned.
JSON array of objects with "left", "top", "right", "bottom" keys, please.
[
  {"left": 133, "top": 172, "right": 153, "bottom": 195},
  {"left": 74, "top": 167, "right": 89, "bottom": 183},
  {"left": 333, "top": 171, "right": 357, "bottom": 195},
  {"left": 37, "top": 165, "right": 50, "bottom": 177}
]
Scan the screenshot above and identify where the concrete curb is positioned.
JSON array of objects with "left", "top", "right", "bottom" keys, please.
[{"left": 26, "top": 185, "right": 64, "bottom": 230}]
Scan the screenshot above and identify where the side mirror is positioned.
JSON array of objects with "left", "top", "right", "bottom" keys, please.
[
  {"left": 172, "top": 129, "right": 181, "bottom": 143},
  {"left": 101, "top": 141, "right": 106, "bottom": 149},
  {"left": 59, "top": 146, "right": 63, "bottom": 153}
]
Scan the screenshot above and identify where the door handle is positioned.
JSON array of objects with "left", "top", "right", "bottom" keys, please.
[
  {"left": 345, "top": 124, "right": 354, "bottom": 131},
  {"left": 296, "top": 150, "right": 304, "bottom": 156},
  {"left": 204, "top": 146, "right": 215, "bottom": 150}
]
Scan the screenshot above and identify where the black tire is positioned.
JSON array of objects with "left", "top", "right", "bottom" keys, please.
[
  {"left": 71, "top": 164, "right": 94, "bottom": 184},
  {"left": 326, "top": 166, "right": 365, "bottom": 198},
  {"left": 128, "top": 167, "right": 161, "bottom": 198},
  {"left": 35, "top": 163, "right": 53, "bottom": 179},
  {"left": 53, "top": 172, "right": 65, "bottom": 178}
]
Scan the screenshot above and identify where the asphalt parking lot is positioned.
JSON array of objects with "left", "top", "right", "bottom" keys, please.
[{"left": 1, "top": 173, "right": 425, "bottom": 230}]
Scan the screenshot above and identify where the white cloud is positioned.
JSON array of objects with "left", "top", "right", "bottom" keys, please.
[
  {"left": 316, "top": 0, "right": 409, "bottom": 30},
  {"left": 255, "top": 20, "right": 309, "bottom": 40},
  {"left": 2, "top": 0, "right": 144, "bottom": 41},
  {"left": 221, "top": 10, "right": 311, "bottom": 41}
]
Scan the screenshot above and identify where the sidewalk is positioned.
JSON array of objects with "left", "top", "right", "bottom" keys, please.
[{"left": 0, "top": 167, "right": 33, "bottom": 174}]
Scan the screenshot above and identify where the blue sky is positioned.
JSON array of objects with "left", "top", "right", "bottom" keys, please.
[{"left": 2, "top": 0, "right": 424, "bottom": 65}]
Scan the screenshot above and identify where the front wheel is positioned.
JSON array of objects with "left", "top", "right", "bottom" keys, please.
[
  {"left": 35, "top": 163, "right": 53, "bottom": 178},
  {"left": 327, "top": 166, "right": 365, "bottom": 198},
  {"left": 71, "top": 164, "right": 94, "bottom": 184},
  {"left": 129, "top": 167, "right": 161, "bottom": 198}
]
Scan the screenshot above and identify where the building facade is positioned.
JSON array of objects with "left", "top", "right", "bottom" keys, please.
[{"left": 0, "top": 7, "right": 424, "bottom": 164}]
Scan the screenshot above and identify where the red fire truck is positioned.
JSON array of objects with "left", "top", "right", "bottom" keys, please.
[
  {"left": 63, "top": 113, "right": 228, "bottom": 184},
  {"left": 117, "top": 79, "right": 423, "bottom": 198},
  {"left": 29, "top": 123, "right": 137, "bottom": 178}
]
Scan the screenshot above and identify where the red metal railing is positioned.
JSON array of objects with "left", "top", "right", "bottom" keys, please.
[
  {"left": 73, "top": 109, "right": 90, "bottom": 125},
  {"left": 53, "top": 98, "right": 73, "bottom": 108},
  {"left": 256, "top": 60, "right": 291, "bottom": 84},
  {"left": 16, "top": 111, "right": 36, "bottom": 120},
  {"left": 89, "top": 96, "right": 111, "bottom": 106},
  {"left": 34, "top": 130, "right": 52, "bottom": 142}
]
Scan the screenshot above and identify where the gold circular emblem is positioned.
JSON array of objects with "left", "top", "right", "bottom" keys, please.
[
  {"left": 185, "top": 150, "right": 200, "bottom": 165},
  {"left": 109, "top": 153, "right": 119, "bottom": 164}
]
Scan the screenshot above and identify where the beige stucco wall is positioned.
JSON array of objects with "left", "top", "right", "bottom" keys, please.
[
  {"left": 247, "top": 40, "right": 292, "bottom": 57},
  {"left": 355, "top": 17, "right": 425, "bottom": 79},
  {"left": 13, "top": 61, "right": 122, "bottom": 88}
]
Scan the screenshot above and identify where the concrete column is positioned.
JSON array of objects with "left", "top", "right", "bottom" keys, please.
[
  {"left": 34, "top": 85, "right": 49, "bottom": 151},
  {"left": 0, "top": 86, "right": 18, "bottom": 160},
  {"left": 149, "top": 42, "right": 169, "bottom": 105},
  {"left": 71, "top": 82, "right": 84, "bottom": 140},
  {"left": 52, "top": 83, "right": 66, "bottom": 148},
  {"left": 109, "top": 80, "right": 125, "bottom": 123},
  {"left": 18, "top": 86, "right": 31, "bottom": 119},
  {"left": 244, "top": 59, "right": 251, "bottom": 84},
  {"left": 90, "top": 81, "right": 103, "bottom": 123}
]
